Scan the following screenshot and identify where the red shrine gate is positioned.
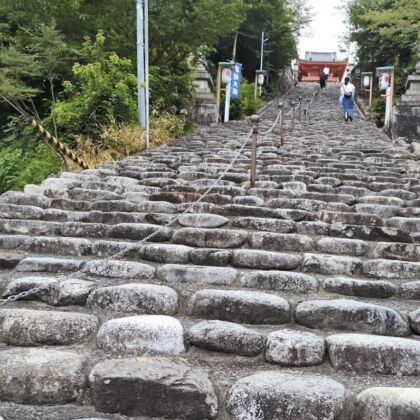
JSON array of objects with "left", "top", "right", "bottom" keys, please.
[{"left": 298, "top": 52, "right": 348, "bottom": 83}]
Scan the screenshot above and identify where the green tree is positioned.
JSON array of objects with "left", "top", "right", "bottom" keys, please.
[
  {"left": 347, "top": 0, "right": 419, "bottom": 96},
  {"left": 53, "top": 32, "right": 138, "bottom": 144},
  {"left": 212, "top": 0, "right": 311, "bottom": 90}
]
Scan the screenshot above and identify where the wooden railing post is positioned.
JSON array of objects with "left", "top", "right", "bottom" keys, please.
[
  {"left": 278, "top": 101, "right": 284, "bottom": 146},
  {"left": 250, "top": 114, "right": 259, "bottom": 188},
  {"left": 298, "top": 96, "right": 303, "bottom": 121},
  {"left": 291, "top": 101, "right": 296, "bottom": 132}
]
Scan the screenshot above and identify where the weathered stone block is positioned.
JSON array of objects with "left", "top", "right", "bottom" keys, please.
[
  {"left": 82, "top": 259, "right": 155, "bottom": 279},
  {"left": 89, "top": 357, "right": 218, "bottom": 419},
  {"left": 173, "top": 228, "right": 248, "bottom": 248},
  {"left": 189, "top": 289, "right": 290, "bottom": 324},
  {"left": 241, "top": 271, "right": 318, "bottom": 293},
  {"left": 232, "top": 249, "right": 302, "bottom": 270},
  {"left": 352, "top": 387, "right": 420, "bottom": 420},
  {"left": 226, "top": 372, "right": 346, "bottom": 420},
  {"left": 265, "top": 329, "right": 325, "bottom": 366},
  {"left": 178, "top": 213, "right": 229, "bottom": 228},
  {"left": 87, "top": 284, "right": 178, "bottom": 315},
  {"left": 322, "top": 277, "right": 396, "bottom": 299},
  {"left": 96, "top": 315, "right": 185, "bottom": 356},
  {"left": 0, "top": 348, "right": 88, "bottom": 404},
  {"left": 295, "top": 299, "right": 410, "bottom": 336},
  {"left": 16, "top": 256, "right": 84, "bottom": 273},
  {"left": 0, "top": 309, "right": 98, "bottom": 345},
  {"left": 327, "top": 333, "right": 420, "bottom": 375},
  {"left": 303, "top": 253, "right": 362, "bottom": 275},
  {"left": 141, "top": 244, "right": 192, "bottom": 263},
  {"left": 158, "top": 264, "right": 237, "bottom": 285},
  {"left": 188, "top": 320, "right": 263, "bottom": 356}
]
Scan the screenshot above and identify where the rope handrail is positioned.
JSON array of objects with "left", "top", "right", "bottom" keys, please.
[{"left": 0, "top": 84, "right": 316, "bottom": 306}]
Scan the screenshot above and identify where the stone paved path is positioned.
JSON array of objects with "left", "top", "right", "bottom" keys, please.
[{"left": 0, "top": 84, "right": 420, "bottom": 419}]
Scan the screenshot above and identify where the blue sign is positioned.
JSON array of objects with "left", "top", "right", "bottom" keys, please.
[{"left": 230, "top": 62, "right": 242, "bottom": 100}]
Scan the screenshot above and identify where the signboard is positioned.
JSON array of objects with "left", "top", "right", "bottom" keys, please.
[{"left": 230, "top": 62, "right": 242, "bottom": 100}]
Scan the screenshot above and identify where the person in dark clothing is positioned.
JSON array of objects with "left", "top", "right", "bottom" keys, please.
[{"left": 319, "top": 71, "right": 328, "bottom": 90}]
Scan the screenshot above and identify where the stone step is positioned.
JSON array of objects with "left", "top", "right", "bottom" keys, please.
[
  {"left": 0, "top": 309, "right": 98, "bottom": 345},
  {"left": 0, "top": 84, "right": 419, "bottom": 419},
  {"left": 327, "top": 333, "right": 420, "bottom": 375},
  {"left": 295, "top": 299, "right": 410, "bottom": 336}
]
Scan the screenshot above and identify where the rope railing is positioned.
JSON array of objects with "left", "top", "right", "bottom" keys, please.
[
  {"left": 0, "top": 85, "right": 315, "bottom": 306},
  {"left": 304, "top": 85, "right": 320, "bottom": 117}
]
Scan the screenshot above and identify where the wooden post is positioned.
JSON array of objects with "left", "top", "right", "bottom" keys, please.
[
  {"left": 298, "top": 96, "right": 303, "bottom": 121},
  {"left": 278, "top": 101, "right": 284, "bottom": 146},
  {"left": 250, "top": 115, "right": 259, "bottom": 188},
  {"left": 305, "top": 98, "right": 311, "bottom": 116},
  {"left": 291, "top": 101, "right": 296, "bottom": 132}
]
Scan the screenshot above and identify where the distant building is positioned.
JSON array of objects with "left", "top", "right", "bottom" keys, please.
[{"left": 298, "top": 51, "right": 348, "bottom": 83}]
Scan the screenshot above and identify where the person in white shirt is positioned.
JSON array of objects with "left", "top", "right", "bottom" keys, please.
[{"left": 340, "top": 77, "right": 356, "bottom": 122}]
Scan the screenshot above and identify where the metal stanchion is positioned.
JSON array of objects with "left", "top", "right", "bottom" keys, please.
[
  {"left": 291, "top": 101, "right": 296, "bottom": 132},
  {"left": 278, "top": 101, "right": 285, "bottom": 146},
  {"left": 250, "top": 114, "right": 259, "bottom": 188},
  {"left": 304, "top": 98, "right": 311, "bottom": 116},
  {"left": 298, "top": 96, "right": 303, "bottom": 121}
]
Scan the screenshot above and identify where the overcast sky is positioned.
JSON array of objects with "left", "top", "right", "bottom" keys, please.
[{"left": 298, "top": 0, "right": 349, "bottom": 59}]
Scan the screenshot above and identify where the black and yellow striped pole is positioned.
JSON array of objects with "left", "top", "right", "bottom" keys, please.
[{"left": 29, "top": 119, "right": 90, "bottom": 170}]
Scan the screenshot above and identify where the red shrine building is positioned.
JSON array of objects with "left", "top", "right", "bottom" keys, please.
[{"left": 298, "top": 52, "right": 348, "bottom": 83}]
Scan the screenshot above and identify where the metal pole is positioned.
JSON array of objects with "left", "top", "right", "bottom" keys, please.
[
  {"left": 369, "top": 75, "right": 373, "bottom": 109},
  {"left": 136, "top": 0, "right": 146, "bottom": 129},
  {"left": 144, "top": 0, "right": 150, "bottom": 150},
  {"left": 232, "top": 32, "right": 238, "bottom": 61},
  {"left": 291, "top": 101, "right": 296, "bottom": 132},
  {"left": 259, "top": 32, "right": 264, "bottom": 96},
  {"left": 305, "top": 98, "right": 311, "bottom": 117},
  {"left": 389, "top": 70, "right": 395, "bottom": 127},
  {"left": 250, "top": 115, "right": 259, "bottom": 188},
  {"left": 278, "top": 102, "right": 284, "bottom": 146}
]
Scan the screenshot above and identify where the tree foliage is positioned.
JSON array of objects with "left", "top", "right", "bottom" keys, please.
[
  {"left": 213, "top": 0, "right": 311, "bottom": 89},
  {"left": 347, "top": 0, "right": 419, "bottom": 95},
  {"left": 52, "top": 32, "right": 138, "bottom": 144},
  {"left": 0, "top": 0, "right": 309, "bottom": 192}
]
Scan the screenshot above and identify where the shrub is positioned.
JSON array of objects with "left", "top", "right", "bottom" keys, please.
[
  {"left": 72, "top": 113, "right": 188, "bottom": 167},
  {"left": 52, "top": 32, "right": 138, "bottom": 145},
  {"left": 371, "top": 97, "right": 386, "bottom": 128},
  {"left": 0, "top": 143, "right": 60, "bottom": 193},
  {"left": 221, "top": 80, "right": 261, "bottom": 120}
]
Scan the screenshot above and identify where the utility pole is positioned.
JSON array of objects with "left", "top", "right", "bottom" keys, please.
[
  {"left": 260, "top": 31, "right": 265, "bottom": 72},
  {"left": 144, "top": 0, "right": 150, "bottom": 150},
  {"left": 136, "top": 0, "right": 149, "bottom": 149}
]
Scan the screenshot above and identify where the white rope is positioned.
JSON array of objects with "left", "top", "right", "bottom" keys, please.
[
  {"left": 261, "top": 109, "right": 282, "bottom": 135},
  {"left": 109, "top": 128, "right": 253, "bottom": 260}
]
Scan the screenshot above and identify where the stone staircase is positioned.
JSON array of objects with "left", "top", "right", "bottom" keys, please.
[{"left": 0, "top": 84, "right": 419, "bottom": 420}]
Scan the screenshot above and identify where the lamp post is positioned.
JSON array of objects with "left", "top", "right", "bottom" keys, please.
[{"left": 257, "top": 32, "right": 269, "bottom": 96}]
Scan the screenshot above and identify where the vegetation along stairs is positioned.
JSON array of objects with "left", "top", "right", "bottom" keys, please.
[{"left": 0, "top": 84, "right": 420, "bottom": 420}]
